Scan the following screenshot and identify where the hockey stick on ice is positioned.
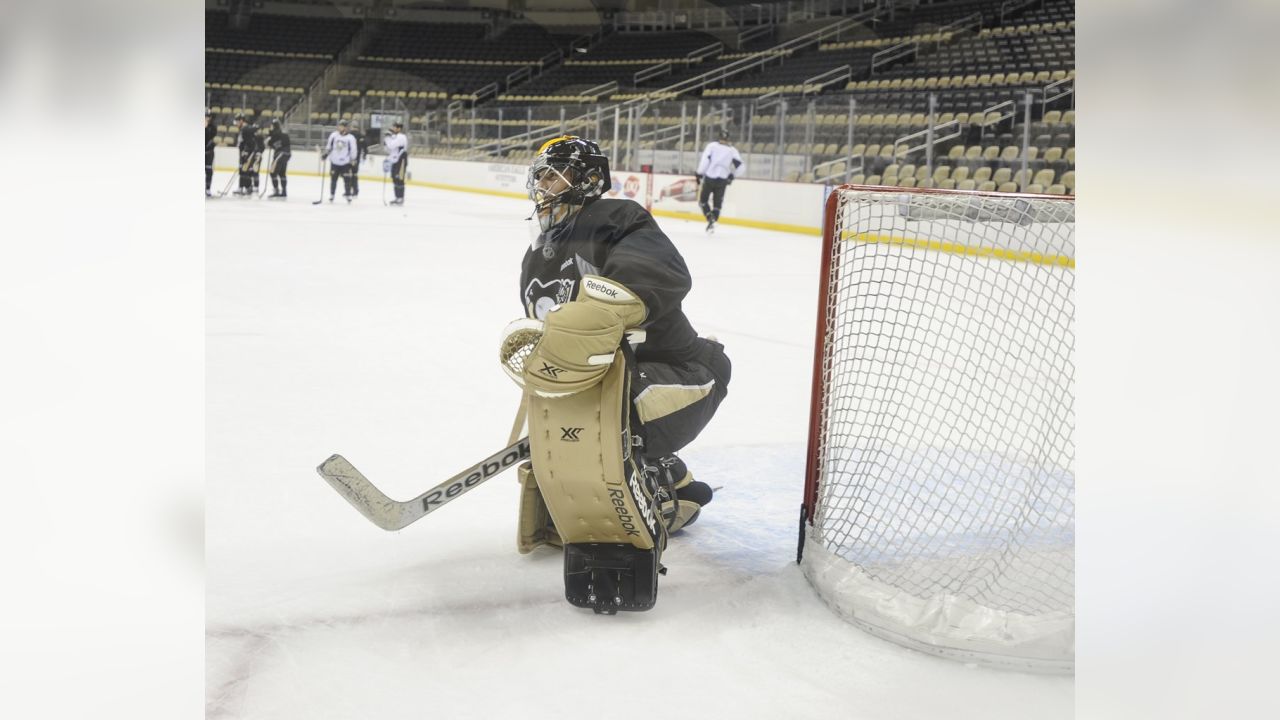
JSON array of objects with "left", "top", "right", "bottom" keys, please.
[
  {"left": 317, "top": 436, "right": 530, "bottom": 531},
  {"left": 313, "top": 146, "right": 325, "bottom": 205}
]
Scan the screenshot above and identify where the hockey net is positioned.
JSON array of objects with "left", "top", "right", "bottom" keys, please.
[{"left": 800, "top": 185, "right": 1075, "bottom": 673}]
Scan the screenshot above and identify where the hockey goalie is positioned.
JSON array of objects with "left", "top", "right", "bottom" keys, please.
[
  {"left": 317, "top": 136, "right": 729, "bottom": 614},
  {"left": 499, "top": 135, "right": 732, "bottom": 613}
]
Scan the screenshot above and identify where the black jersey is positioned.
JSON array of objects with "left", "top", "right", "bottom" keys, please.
[
  {"left": 268, "top": 128, "right": 291, "bottom": 156},
  {"left": 238, "top": 123, "right": 261, "bottom": 153},
  {"left": 349, "top": 129, "right": 365, "bottom": 162},
  {"left": 205, "top": 123, "right": 217, "bottom": 154},
  {"left": 520, "top": 198, "right": 698, "bottom": 362}
]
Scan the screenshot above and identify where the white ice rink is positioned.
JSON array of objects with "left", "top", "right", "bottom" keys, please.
[{"left": 205, "top": 170, "right": 1073, "bottom": 720}]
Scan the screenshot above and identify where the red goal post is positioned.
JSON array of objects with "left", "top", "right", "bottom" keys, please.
[{"left": 800, "top": 184, "right": 1076, "bottom": 673}]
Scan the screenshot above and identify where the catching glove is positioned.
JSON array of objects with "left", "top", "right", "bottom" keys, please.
[{"left": 523, "top": 276, "right": 646, "bottom": 397}]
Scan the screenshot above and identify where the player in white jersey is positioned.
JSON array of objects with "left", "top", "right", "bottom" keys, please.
[
  {"left": 322, "top": 118, "right": 358, "bottom": 202},
  {"left": 694, "top": 129, "right": 744, "bottom": 233},
  {"left": 381, "top": 120, "right": 409, "bottom": 205}
]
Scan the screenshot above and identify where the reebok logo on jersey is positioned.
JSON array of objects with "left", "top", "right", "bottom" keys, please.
[{"left": 560, "top": 258, "right": 574, "bottom": 271}]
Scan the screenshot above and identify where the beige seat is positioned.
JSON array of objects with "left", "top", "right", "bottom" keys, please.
[
  {"left": 1000, "top": 146, "right": 1020, "bottom": 162},
  {"left": 1026, "top": 183, "right": 1045, "bottom": 194},
  {"left": 958, "top": 179, "right": 977, "bottom": 191},
  {"left": 933, "top": 166, "right": 952, "bottom": 183},
  {"left": 1013, "top": 169, "right": 1034, "bottom": 188},
  {"left": 915, "top": 165, "right": 930, "bottom": 181},
  {"left": 973, "top": 167, "right": 993, "bottom": 183},
  {"left": 849, "top": 173, "right": 866, "bottom": 184},
  {"left": 1043, "top": 110, "right": 1062, "bottom": 125},
  {"left": 1033, "top": 168, "right": 1057, "bottom": 187},
  {"left": 951, "top": 166, "right": 970, "bottom": 183},
  {"left": 1061, "top": 170, "right": 1075, "bottom": 193},
  {"left": 917, "top": 178, "right": 936, "bottom": 188},
  {"left": 1065, "top": 147, "right": 1076, "bottom": 165},
  {"left": 982, "top": 146, "right": 1000, "bottom": 161},
  {"left": 866, "top": 174, "right": 882, "bottom": 185},
  {"left": 939, "top": 178, "right": 956, "bottom": 190},
  {"left": 898, "top": 177, "right": 917, "bottom": 188},
  {"left": 992, "top": 167, "right": 1013, "bottom": 185},
  {"left": 947, "top": 145, "right": 965, "bottom": 160},
  {"left": 1043, "top": 147, "right": 1063, "bottom": 164},
  {"left": 1047, "top": 183, "right": 1067, "bottom": 195},
  {"left": 998, "top": 181, "right": 1018, "bottom": 193},
  {"left": 964, "top": 146, "right": 983, "bottom": 160}
]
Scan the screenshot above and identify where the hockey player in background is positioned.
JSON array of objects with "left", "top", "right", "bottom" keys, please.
[
  {"left": 519, "top": 135, "right": 729, "bottom": 535},
  {"left": 322, "top": 119, "right": 358, "bottom": 202},
  {"left": 382, "top": 119, "right": 408, "bottom": 205},
  {"left": 348, "top": 124, "right": 366, "bottom": 198},
  {"left": 695, "top": 129, "right": 744, "bottom": 233},
  {"left": 266, "top": 118, "right": 291, "bottom": 199},
  {"left": 233, "top": 113, "right": 262, "bottom": 196},
  {"left": 205, "top": 108, "right": 216, "bottom": 197}
]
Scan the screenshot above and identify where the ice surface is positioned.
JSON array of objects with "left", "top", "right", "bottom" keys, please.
[{"left": 205, "top": 171, "right": 1072, "bottom": 719}]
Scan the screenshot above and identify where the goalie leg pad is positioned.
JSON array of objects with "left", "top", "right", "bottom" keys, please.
[
  {"left": 528, "top": 350, "right": 662, "bottom": 551},
  {"left": 516, "top": 463, "right": 561, "bottom": 553}
]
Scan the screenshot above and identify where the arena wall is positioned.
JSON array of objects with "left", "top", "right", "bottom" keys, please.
[{"left": 213, "top": 146, "right": 826, "bottom": 235}]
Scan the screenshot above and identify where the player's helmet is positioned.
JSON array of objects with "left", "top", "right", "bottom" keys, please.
[
  {"left": 717, "top": 128, "right": 730, "bottom": 142},
  {"left": 338, "top": 118, "right": 349, "bottom": 128},
  {"left": 526, "top": 135, "right": 611, "bottom": 232},
  {"left": 234, "top": 112, "right": 245, "bottom": 122}
]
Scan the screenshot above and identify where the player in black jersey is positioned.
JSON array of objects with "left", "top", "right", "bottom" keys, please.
[
  {"left": 233, "top": 113, "right": 262, "bottom": 196},
  {"left": 519, "top": 135, "right": 730, "bottom": 533},
  {"left": 266, "top": 119, "right": 291, "bottom": 198},
  {"left": 205, "top": 108, "right": 216, "bottom": 197}
]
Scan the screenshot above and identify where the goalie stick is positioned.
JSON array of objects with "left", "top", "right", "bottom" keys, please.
[{"left": 317, "top": 436, "right": 530, "bottom": 531}]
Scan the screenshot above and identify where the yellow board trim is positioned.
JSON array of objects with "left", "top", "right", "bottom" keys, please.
[{"left": 843, "top": 231, "right": 1075, "bottom": 268}]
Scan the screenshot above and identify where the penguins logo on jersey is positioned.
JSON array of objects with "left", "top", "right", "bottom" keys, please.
[{"left": 524, "top": 277, "right": 575, "bottom": 320}]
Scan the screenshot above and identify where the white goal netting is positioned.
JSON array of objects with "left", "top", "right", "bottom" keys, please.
[{"left": 801, "top": 186, "right": 1075, "bottom": 673}]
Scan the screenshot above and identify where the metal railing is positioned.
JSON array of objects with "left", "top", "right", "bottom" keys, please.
[
  {"left": 621, "top": 10, "right": 879, "bottom": 106},
  {"left": 580, "top": 81, "right": 619, "bottom": 99},
  {"left": 1042, "top": 76, "right": 1074, "bottom": 113},
  {"left": 506, "top": 66, "right": 532, "bottom": 90},
  {"left": 687, "top": 41, "right": 724, "bottom": 62},
  {"left": 1000, "top": 0, "right": 1043, "bottom": 24},
  {"left": 736, "top": 24, "right": 774, "bottom": 50},
  {"left": 635, "top": 62, "right": 674, "bottom": 85},
  {"left": 804, "top": 65, "right": 851, "bottom": 96}
]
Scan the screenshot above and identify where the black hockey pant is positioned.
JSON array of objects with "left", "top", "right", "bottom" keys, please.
[
  {"left": 205, "top": 149, "right": 214, "bottom": 190},
  {"left": 629, "top": 337, "right": 731, "bottom": 460},
  {"left": 698, "top": 178, "right": 729, "bottom": 222},
  {"left": 238, "top": 151, "right": 257, "bottom": 190},
  {"left": 350, "top": 159, "right": 360, "bottom": 194},
  {"left": 270, "top": 154, "right": 290, "bottom": 194},
  {"left": 329, "top": 162, "right": 352, "bottom": 196},
  {"left": 391, "top": 157, "right": 407, "bottom": 199}
]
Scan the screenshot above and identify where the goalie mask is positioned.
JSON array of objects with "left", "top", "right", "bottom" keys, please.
[{"left": 527, "top": 135, "right": 611, "bottom": 233}]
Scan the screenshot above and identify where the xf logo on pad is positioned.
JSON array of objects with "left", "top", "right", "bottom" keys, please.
[
  {"left": 560, "top": 427, "right": 583, "bottom": 441},
  {"left": 539, "top": 363, "right": 562, "bottom": 378}
]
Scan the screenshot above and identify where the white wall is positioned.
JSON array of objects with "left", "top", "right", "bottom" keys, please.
[{"left": 213, "top": 146, "right": 825, "bottom": 234}]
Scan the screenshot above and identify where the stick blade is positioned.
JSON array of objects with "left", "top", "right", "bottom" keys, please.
[{"left": 316, "top": 454, "right": 410, "bottom": 531}]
